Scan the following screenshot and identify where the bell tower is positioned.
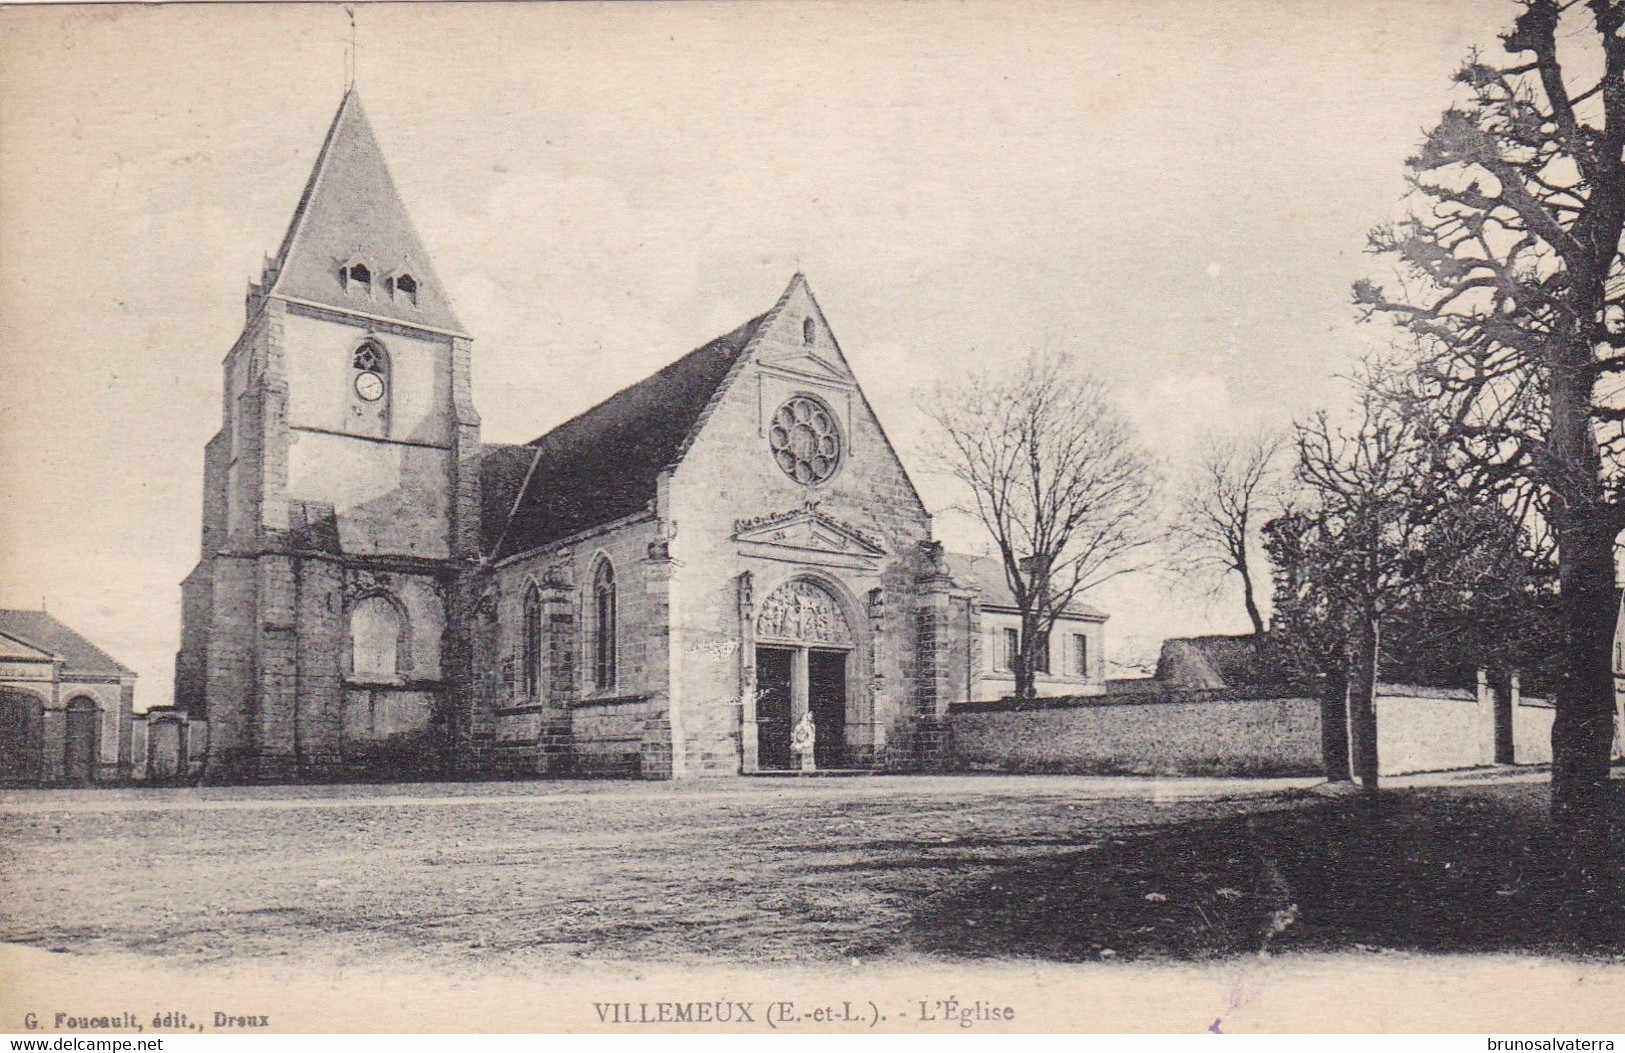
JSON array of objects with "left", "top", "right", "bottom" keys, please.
[{"left": 174, "top": 91, "right": 481, "bottom": 781}]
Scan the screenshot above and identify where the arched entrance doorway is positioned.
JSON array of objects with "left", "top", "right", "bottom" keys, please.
[
  {"left": 64, "top": 697, "right": 99, "bottom": 786},
  {"left": 751, "top": 578, "right": 854, "bottom": 771},
  {"left": 0, "top": 689, "right": 42, "bottom": 785}
]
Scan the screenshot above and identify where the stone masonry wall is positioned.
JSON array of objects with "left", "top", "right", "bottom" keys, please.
[
  {"left": 667, "top": 279, "right": 934, "bottom": 777},
  {"left": 950, "top": 694, "right": 1325, "bottom": 776},
  {"left": 950, "top": 681, "right": 1559, "bottom": 778},
  {"left": 476, "top": 518, "right": 666, "bottom": 776}
]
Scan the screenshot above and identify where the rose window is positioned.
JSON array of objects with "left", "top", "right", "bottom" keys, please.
[{"left": 769, "top": 396, "right": 841, "bottom": 485}]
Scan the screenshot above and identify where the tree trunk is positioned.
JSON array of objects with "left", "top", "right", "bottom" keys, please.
[
  {"left": 1015, "top": 610, "right": 1039, "bottom": 703},
  {"left": 1320, "top": 666, "right": 1352, "bottom": 782},
  {"left": 1347, "top": 606, "right": 1381, "bottom": 793},
  {"left": 1551, "top": 522, "right": 1616, "bottom": 827},
  {"left": 1239, "top": 560, "right": 1266, "bottom": 638},
  {"left": 1548, "top": 292, "right": 1618, "bottom": 826}
]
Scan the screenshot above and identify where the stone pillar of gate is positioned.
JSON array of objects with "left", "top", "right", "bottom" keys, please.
[
  {"left": 846, "top": 586, "right": 888, "bottom": 768},
  {"left": 737, "top": 571, "right": 759, "bottom": 773},
  {"left": 913, "top": 542, "right": 960, "bottom": 769}
]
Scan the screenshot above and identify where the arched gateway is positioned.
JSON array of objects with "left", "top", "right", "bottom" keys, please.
[{"left": 749, "top": 578, "right": 855, "bottom": 771}]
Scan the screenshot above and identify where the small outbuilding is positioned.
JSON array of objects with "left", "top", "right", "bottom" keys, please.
[{"left": 0, "top": 609, "right": 137, "bottom": 786}]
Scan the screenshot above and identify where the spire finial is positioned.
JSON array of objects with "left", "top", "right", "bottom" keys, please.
[{"left": 344, "top": 5, "right": 357, "bottom": 92}]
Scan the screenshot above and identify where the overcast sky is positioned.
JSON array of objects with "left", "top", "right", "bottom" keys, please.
[{"left": 0, "top": 0, "right": 1511, "bottom": 704}]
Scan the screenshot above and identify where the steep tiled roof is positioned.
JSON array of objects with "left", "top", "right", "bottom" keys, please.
[
  {"left": 0, "top": 632, "right": 51, "bottom": 663},
  {"left": 0, "top": 611, "right": 135, "bottom": 677},
  {"left": 266, "top": 90, "right": 463, "bottom": 333},
  {"left": 491, "top": 313, "right": 766, "bottom": 560},
  {"left": 479, "top": 443, "right": 538, "bottom": 556},
  {"left": 945, "top": 552, "right": 1108, "bottom": 620}
]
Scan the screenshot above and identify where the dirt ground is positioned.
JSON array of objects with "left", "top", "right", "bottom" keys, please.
[
  {"left": 1, "top": 773, "right": 1619, "bottom": 974},
  {"left": 1, "top": 774, "right": 1320, "bottom": 971}
]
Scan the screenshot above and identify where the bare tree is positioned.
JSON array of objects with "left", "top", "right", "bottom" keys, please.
[
  {"left": 1353, "top": 0, "right": 1625, "bottom": 824},
  {"left": 1295, "top": 380, "right": 1435, "bottom": 792},
  {"left": 929, "top": 351, "right": 1159, "bottom": 701},
  {"left": 1172, "top": 430, "right": 1284, "bottom": 636}
]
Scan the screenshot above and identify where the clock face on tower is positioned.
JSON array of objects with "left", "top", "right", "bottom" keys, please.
[{"left": 354, "top": 370, "right": 385, "bottom": 402}]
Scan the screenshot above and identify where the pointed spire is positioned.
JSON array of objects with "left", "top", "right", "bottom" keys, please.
[{"left": 266, "top": 90, "right": 464, "bottom": 334}]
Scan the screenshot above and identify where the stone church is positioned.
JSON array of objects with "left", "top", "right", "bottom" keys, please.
[{"left": 174, "top": 91, "right": 1104, "bottom": 782}]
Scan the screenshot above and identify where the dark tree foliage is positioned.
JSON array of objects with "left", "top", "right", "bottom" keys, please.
[
  {"left": 1378, "top": 501, "right": 1563, "bottom": 696},
  {"left": 1295, "top": 383, "right": 1439, "bottom": 789},
  {"left": 1263, "top": 493, "right": 1562, "bottom": 781},
  {"left": 1262, "top": 509, "right": 1355, "bottom": 780}
]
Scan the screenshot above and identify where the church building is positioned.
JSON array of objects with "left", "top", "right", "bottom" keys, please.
[{"left": 174, "top": 91, "right": 1099, "bottom": 781}]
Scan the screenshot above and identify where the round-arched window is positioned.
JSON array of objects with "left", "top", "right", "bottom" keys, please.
[{"left": 769, "top": 395, "right": 841, "bottom": 485}]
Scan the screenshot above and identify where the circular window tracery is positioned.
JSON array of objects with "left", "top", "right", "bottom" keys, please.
[{"left": 769, "top": 395, "right": 842, "bottom": 485}]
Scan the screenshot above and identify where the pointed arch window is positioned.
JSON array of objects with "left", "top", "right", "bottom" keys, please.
[
  {"left": 394, "top": 273, "right": 418, "bottom": 306},
  {"left": 351, "top": 339, "right": 388, "bottom": 410},
  {"left": 803, "top": 316, "right": 816, "bottom": 346},
  {"left": 522, "top": 584, "right": 543, "bottom": 700},
  {"left": 593, "top": 561, "right": 617, "bottom": 691},
  {"left": 351, "top": 594, "right": 404, "bottom": 678}
]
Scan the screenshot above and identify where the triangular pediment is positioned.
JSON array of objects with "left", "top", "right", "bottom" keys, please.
[
  {"left": 664, "top": 272, "right": 929, "bottom": 527},
  {"left": 734, "top": 506, "right": 886, "bottom": 559},
  {"left": 758, "top": 350, "right": 850, "bottom": 383}
]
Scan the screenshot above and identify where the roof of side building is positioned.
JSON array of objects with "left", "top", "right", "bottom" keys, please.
[
  {"left": 0, "top": 610, "right": 135, "bottom": 677},
  {"left": 1153, "top": 634, "right": 1270, "bottom": 690},
  {"left": 944, "top": 552, "right": 1108, "bottom": 620}
]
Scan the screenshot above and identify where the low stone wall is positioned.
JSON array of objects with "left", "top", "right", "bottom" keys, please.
[
  {"left": 948, "top": 682, "right": 1558, "bottom": 778},
  {"left": 571, "top": 695, "right": 661, "bottom": 778},
  {"left": 485, "top": 695, "right": 671, "bottom": 779},
  {"left": 1512, "top": 697, "right": 1554, "bottom": 764},
  {"left": 488, "top": 705, "right": 571, "bottom": 777},
  {"left": 949, "top": 691, "right": 1323, "bottom": 777},
  {"left": 1373, "top": 683, "right": 1554, "bottom": 773},
  {"left": 1374, "top": 686, "right": 1482, "bottom": 776}
]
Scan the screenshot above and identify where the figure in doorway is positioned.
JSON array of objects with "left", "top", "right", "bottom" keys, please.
[{"left": 791, "top": 710, "right": 817, "bottom": 772}]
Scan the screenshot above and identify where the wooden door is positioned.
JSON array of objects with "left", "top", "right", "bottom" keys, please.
[
  {"left": 808, "top": 650, "right": 847, "bottom": 770},
  {"left": 0, "top": 691, "right": 39, "bottom": 784},
  {"left": 755, "top": 646, "right": 794, "bottom": 770},
  {"left": 149, "top": 720, "right": 182, "bottom": 782},
  {"left": 64, "top": 699, "right": 98, "bottom": 785}
]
